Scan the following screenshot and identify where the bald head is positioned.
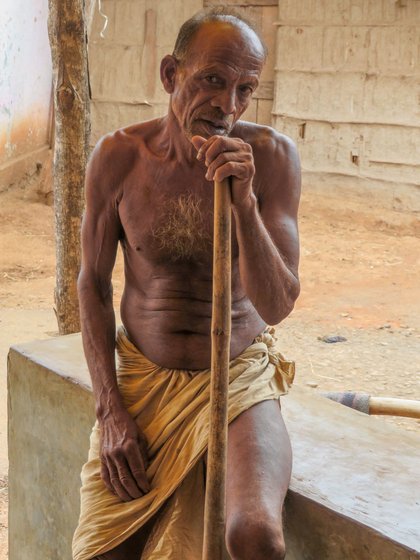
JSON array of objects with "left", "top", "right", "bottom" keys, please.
[{"left": 173, "top": 7, "right": 267, "bottom": 65}]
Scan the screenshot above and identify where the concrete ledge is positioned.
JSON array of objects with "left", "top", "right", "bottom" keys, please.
[
  {"left": 8, "top": 334, "right": 420, "bottom": 559},
  {"left": 282, "top": 390, "right": 420, "bottom": 559},
  {"left": 8, "top": 335, "right": 95, "bottom": 560}
]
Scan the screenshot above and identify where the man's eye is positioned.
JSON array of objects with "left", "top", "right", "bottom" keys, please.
[
  {"left": 206, "top": 75, "right": 220, "bottom": 84},
  {"left": 239, "top": 85, "right": 253, "bottom": 96}
]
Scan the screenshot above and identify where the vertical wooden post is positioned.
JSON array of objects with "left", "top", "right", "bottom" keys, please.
[
  {"left": 48, "top": 0, "right": 90, "bottom": 334},
  {"left": 203, "top": 178, "right": 232, "bottom": 559}
]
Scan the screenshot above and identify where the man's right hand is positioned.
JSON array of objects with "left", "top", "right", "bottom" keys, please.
[{"left": 99, "top": 407, "right": 150, "bottom": 501}]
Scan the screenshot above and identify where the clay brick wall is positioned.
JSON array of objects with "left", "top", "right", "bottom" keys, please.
[{"left": 272, "top": 0, "right": 420, "bottom": 205}]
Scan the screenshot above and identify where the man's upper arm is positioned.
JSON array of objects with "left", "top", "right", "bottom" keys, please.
[
  {"left": 79, "top": 134, "right": 125, "bottom": 296},
  {"left": 256, "top": 130, "right": 301, "bottom": 279}
]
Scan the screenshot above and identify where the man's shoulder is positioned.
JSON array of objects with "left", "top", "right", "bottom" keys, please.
[
  {"left": 93, "top": 118, "right": 162, "bottom": 163},
  {"left": 234, "top": 121, "right": 299, "bottom": 175},
  {"left": 87, "top": 118, "right": 163, "bottom": 195},
  {"left": 234, "top": 121, "right": 297, "bottom": 161}
]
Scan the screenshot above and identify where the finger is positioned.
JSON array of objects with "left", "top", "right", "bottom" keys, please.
[
  {"left": 205, "top": 151, "right": 249, "bottom": 181},
  {"left": 126, "top": 444, "right": 150, "bottom": 494},
  {"left": 115, "top": 456, "right": 145, "bottom": 499},
  {"left": 106, "top": 462, "right": 132, "bottom": 502},
  {"left": 110, "top": 475, "right": 133, "bottom": 502},
  {"left": 107, "top": 460, "right": 134, "bottom": 502},
  {"left": 213, "top": 161, "right": 252, "bottom": 183},
  {"left": 191, "top": 135, "right": 207, "bottom": 152},
  {"left": 195, "top": 135, "right": 220, "bottom": 161},
  {"left": 205, "top": 137, "right": 247, "bottom": 165}
]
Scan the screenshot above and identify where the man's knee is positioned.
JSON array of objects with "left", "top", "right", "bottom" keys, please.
[{"left": 226, "top": 513, "right": 286, "bottom": 560}]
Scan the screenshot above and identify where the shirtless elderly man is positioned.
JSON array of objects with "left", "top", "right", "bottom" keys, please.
[{"left": 73, "top": 7, "right": 300, "bottom": 560}]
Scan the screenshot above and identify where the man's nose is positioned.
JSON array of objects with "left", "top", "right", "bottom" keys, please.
[{"left": 211, "top": 88, "right": 237, "bottom": 115}]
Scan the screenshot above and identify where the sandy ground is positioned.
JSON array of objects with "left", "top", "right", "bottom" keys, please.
[{"left": 0, "top": 186, "right": 419, "bottom": 558}]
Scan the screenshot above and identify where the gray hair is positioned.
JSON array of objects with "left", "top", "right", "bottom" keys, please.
[{"left": 172, "top": 7, "right": 268, "bottom": 64}]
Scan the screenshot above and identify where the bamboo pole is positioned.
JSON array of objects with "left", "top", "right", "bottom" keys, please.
[
  {"left": 48, "top": 0, "right": 90, "bottom": 334},
  {"left": 203, "top": 178, "right": 232, "bottom": 559},
  {"left": 369, "top": 397, "right": 420, "bottom": 419},
  {"left": 323, "top": 392, "right": 420, "bottom": 419}
]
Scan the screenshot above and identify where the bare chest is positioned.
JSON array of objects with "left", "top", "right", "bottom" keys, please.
[{"left": 118, "top": 173, "right": 219, "bottom": 265}]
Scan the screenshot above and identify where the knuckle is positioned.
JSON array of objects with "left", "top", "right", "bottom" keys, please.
[
  {"left": 122, "top": 440, "right": 135, "bottom": 453},
  {"left": 112, "top": 445, "right": 124, "bottom": 459}
]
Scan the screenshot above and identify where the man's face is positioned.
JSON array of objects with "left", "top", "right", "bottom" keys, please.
[{"left": 170, "top": 22, "right": 265, "bottom": 139}]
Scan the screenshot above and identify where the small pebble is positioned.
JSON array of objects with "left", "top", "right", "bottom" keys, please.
[
  {"left": 306, "top": 381, "right": 318, "bottom": 388},
  {"left": 318, "top": 335, "right": 347, "bottom": 344},
  {"left": 379, "top": 323, "right": 392, "bottom": 330}
]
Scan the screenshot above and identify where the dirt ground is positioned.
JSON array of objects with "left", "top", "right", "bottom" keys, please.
[{"left": 0, "top": 185, "right": 419, "bottom": 559}]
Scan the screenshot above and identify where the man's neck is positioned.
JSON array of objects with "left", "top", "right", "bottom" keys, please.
[{"left": 159, "top": 109, "right": 198, "bottom": 165}]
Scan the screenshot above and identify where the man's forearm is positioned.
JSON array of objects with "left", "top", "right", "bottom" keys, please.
[
  {"left": 232, "top": 195, "right": 300, "bottom": 325},
  {"left": 78, "top": 281, "right": 125, "bottom": 421}
]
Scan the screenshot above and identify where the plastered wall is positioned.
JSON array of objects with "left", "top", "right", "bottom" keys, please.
[
  {"left": 0, "top": 0, "right": 52, "bottom": 165},
  {"left": 0, "top": 0, "right": 52, "bottom": 196},
  {"left": 273, "top": 0, "right": 420, "bottom": 205}
]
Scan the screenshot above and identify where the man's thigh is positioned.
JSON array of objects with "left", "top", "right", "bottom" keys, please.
[{"left": 226, "top": 399, "right": 292, "bottom": 530}]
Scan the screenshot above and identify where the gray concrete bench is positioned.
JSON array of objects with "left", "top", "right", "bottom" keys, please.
[{"left": 8, "top": 334, "right": 420, "bottom": 559}]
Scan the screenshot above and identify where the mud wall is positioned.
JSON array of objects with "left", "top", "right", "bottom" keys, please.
[
  {"left": 273, "top": 0, "right": 420, "bottom": 208},
  {"left": 88, "top": 0, "right": 278, "bottom": 144},
  {"left": 0, "top": 0, "right": 53, "bottom": 200},
  {"left": 203, "top": 0, "right": 278, "bottom": 126},
  {"left": 88, "top": 0, "right": 202, "bottom": 145}
]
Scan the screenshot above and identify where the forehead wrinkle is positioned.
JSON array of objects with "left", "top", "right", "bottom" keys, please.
[
  {"left": 194, "top": 61, "right": 261, "bottom": 81},
  {"left": 185, "top": 21, "right": 265, "bottom": 70}
]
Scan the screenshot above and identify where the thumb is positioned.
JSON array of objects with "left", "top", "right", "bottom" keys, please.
[{"left": 191, "top": 135, "right": 207, "bottom": 152}]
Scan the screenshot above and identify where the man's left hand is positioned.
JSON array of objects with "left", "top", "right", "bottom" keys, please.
[{"left": 191, "top": 135, "right": 256, "bottom": 210}]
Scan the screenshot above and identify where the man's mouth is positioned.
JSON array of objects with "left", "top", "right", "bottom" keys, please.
[{"left": 199, "top": 119, "right": 230, "bottom": 135}]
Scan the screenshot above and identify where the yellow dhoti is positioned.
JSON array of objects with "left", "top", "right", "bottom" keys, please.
[{"left": 72, "top": 327, "right": 294, "bottom": 560}]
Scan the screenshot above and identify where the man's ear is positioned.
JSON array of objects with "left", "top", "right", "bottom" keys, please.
[{"left": 160, "top": 55, "right": 179, "bottom": 93}]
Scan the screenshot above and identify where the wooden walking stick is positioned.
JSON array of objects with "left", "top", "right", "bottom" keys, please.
[{"left": 203, "top": 178, "right": 232, "bottom": 559}]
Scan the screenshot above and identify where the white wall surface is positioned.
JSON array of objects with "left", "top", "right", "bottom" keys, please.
[{"left": 0, "top": 0, "right": 52, "bottom": 168}]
